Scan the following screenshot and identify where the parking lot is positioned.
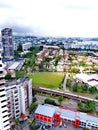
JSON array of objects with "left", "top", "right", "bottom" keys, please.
[{"left": 53, "top": 124, "right": 82, "bottom": 130}]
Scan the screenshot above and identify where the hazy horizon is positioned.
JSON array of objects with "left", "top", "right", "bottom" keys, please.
[{"left": 0, "top": 0, "right": 98, "bottom": 37}]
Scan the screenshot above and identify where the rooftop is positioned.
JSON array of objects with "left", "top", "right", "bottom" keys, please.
[
  {"left": 76, "top": 73, "right": 98, "bottom": 87},
  {"left": 35, "top": 104, "right": 98, "bottom": 124},
  {"left": 35, "top": 104, "right": 55, "bottom": 117}
]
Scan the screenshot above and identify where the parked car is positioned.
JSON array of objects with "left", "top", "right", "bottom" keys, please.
[
  {"left": 52, "top": 123, "right": 57, "bottom": 127},
  {"left": 63, "top": 123, "right": 67, "bottom": 128}
]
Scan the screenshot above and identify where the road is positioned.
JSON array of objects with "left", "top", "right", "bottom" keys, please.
[
  {"left": 35, "top": 94, "right": 78, "bottom": 110},
  {"left": 63, "top": 72, "right": 69, "bottom": 92}
]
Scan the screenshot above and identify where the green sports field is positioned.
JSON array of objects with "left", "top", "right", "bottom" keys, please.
[{"left": 28, "top": 72, "right": 65, "bottom": 89}]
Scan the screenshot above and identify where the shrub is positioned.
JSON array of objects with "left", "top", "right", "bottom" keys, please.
[{"left": 44, "top": 98, "right": 58, "bottom": 106}]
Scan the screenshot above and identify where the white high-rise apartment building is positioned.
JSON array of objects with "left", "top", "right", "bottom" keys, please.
[
  {"left": 5, "top": 78, "right": 32, "bottom": 120},
  {"left": 1, "top": 28, "right": 14, "bottom": 59},
  {"left": 22, "top": 42, "right": 32, "bottom": 51},
  {"left": 0, "top": 49, "right": 10, "bottom": 130}
]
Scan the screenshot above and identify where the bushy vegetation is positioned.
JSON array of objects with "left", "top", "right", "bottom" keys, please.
[
  {"left": 5, "top": 74, "right": 11, "bottom": 79},
  {"left": 95, "top": 95, "right": 98, "bottom": 100},
  {"left": 78, "top": 100, "right": 96, "bottom": 113},
  {"left": 28, "top": 97, "right": 38, "bottom": 114},
  {"left": 82, "top": 128, "right": 89, "bottom": 130},
  {"left": 58, "top": 96, "right": 64, "bottom": 105},
  {"left": 29, "top": 122, "right": 40, "bottom": 130},
  {"left": 44, "top": 98, "right": 59, "bottom": 106},
  {"left": 72, "top": 82, "right": 98, "bottom": 94}
]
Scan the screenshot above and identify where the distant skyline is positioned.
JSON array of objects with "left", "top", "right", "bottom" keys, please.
[{"left": 0, "top": 0, "right": 98, "bottom": 37}]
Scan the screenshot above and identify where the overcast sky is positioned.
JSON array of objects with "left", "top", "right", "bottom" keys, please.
[{"left": 0, "top": 0, "right": 98, "bottom": 37}]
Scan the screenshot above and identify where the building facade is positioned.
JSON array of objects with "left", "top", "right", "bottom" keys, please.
[
  {"left": 22, "top": 42, "right": 32, "bottom": 51},
  {"left": 1, "top": 28, "right": 14, "bottom": 59},
  {"left": 5, "top": 78, "right": 32, "bottom": 120},
  {"left": 0, "top": 49, "right": 10, "bottom": 130},
  {"left": 35, "top": 104, "right": 98, "bottom": 129}
]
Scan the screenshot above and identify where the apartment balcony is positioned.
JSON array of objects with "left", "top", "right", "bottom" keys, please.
[
  {"left": 4, "top": 122, "right": 10, "bottom": 130},
  {"left": 0, "top": 74, "right": 4, "bottom": 77},
  {"left": 0, "top": 87, "right": 5, "bottom": 91},
  {"left": 2, "top": 116, "right": 9, "bottom": 122},
  {"left": 1, "top": 106, "right": 8, "bottom": 112},
  {"left": 14, "top": 103, "right": 19, "bottom": 107},
  {"left": 0, "top": 79, "right": 5, "bottom": 84},
  {"left": 0, "top": 91, "right": 6, "bottom": 96},
  {"left": 0, "top": 95, "right": 7, "bottom": 101},
  {"left": 2, "top": 111, "right": 9, "bottom": 116},
  {"left": 14, "top": 95, "right": 18, "bottom": 99},
  {"left": 1, "top": 101, "right": 7, "bottom": 106}
]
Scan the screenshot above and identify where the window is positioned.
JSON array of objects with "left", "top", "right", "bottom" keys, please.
[
  {"left": 0, "top": 89, "right": 5, "bottom": 92},
  {"left": 1, "top": 100, "right": 6, "bottom": 103},
  {"left": 0, "top": 71, "right": 3, "bottom": 74},
  {"left": 0, "top": 94, "right": 5, "bottom": 97},
  {"left": 2, "top": 105, "right": 6, "bottom": 108},
  {"left": 3, "top": 115, "right": 7, "bottom": 118},
  {"left": 2, "top": 110, "right": 7, "bottom": 113}
]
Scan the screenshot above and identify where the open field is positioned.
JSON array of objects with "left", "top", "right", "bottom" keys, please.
[{"left": 29, "top": 72, "right": 65, "bottom": 89}]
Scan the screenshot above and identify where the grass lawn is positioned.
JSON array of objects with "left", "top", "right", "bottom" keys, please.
[{"left": 28, "top": 72, "right": 65, "bottom": 89}]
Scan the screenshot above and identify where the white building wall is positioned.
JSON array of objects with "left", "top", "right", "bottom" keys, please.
[
  {"left": 22, "top": 42, "right": 32, "bottom": 51},
  {"left": 0, "top": 49, "right": 10, "bottom": 130},
  {"left": 28, "top": 79, "right": 32, "bottom": 106},
  {"left": 19, "top": 86, "right": 26, "bottom": 114}
]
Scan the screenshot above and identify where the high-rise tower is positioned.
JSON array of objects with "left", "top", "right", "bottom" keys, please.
[
  {"left": 0, "top": 49, "right": 10, "bottom": 130},
  {"left": 1, "top": 28, "right": 14, "bottom": 59}
]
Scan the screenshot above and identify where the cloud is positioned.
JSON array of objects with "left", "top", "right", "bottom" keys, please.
[{"left": 0, "top": 0, "right": 98, "bottom": 37}]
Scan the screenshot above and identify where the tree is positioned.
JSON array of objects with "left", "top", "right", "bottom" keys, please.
[
  {"left": 28, "top": 102, "right": 38, "bottom": 114},
  {"left": 79, "top": 61, "right": 85, "bottom": 66},
  {"left": 82, "top": 128, "right": 89, "bottom": 130},
  {"left": 29, "top": 122, "right": 40, "bottom": 130},
  {"left": 84, "top": 100, "right": 96, "bottom": 113},
  {"left": 5, "top": 74, "right": 11, "bottom": 79},
  {"left": 66, "top": 79, "right": 71, "bottom": 87},
  {"left": 18, "top": 44, "right": 22, "bottom": 51},
  {"left": 70, "top": 68, "right": 80, "bottom": 73},
  {"left": 96, "top": 110, "right": 98, "bottom": 115},
  {"left": 58, "top": 96, "right": 64, "bottom": 105},
  {"left": 16, "top": 71, "right": 26, "bottom": 79},
  {"left": 73, "top": 82, "right": 82, "bottom": 92},
  {"left": 73, "top": 84, "right": 78, "bottom": 92},
  {"left": 89, "top": 86, "right": 97, "bottom": 94},
  {"left": 82, "top": 84, "right": 88, "bottom": 92},
  {"left": 78, "top": 101, "right": 83, "bottom": 111},
  {"left": 44, "top": 98, "right": 58, "bottom": 106},
  {"left": 95, "top": 95, "right": 98, "bottom": 100},
  {"left": 77, "top": 100, "right": 96, "bottom": 113}
]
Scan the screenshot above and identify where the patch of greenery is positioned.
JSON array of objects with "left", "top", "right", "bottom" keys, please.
[
  {"left": 95, "top": 95, "right": 98, "bottom": 100},
  {"left": 5, "top": 74, "right": 11, "bottom": 79},
  {"left": 28, "top": 102, "right": 38, "bottom": 114},
  {"left": 78, "top": 100, "right": 96, "bottom": 113},
  {"left": 28, "top": 72, "right": 64, "bottom": 89},
  {"left": 44, "top": 98, "right": 59, "bottom": 106}
]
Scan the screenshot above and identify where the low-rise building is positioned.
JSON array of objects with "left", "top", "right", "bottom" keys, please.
[
  {"left": 22, "top": 42, "right": 32, "bottom": 51},
  {"left": 35, "top": 104, "right": 98, "bottom": 129},
  {"left": 75, "top": 73, "right": 98, "bottom": 88}
]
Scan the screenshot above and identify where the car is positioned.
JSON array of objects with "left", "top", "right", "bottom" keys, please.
[
  {"left": 52, "top": 123, "right": 57, "bottom": 127},
  {"left": 63, "top": 123, "right": 67, "bottom": 128}
]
